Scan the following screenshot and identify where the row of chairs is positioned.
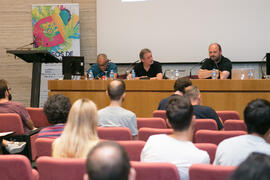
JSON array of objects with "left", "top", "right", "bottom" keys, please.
[
  {"left": 26, "top": 108, "right": 241, "bottom": 128},
  {"left": 35, "top": 138, "right": 217, "bottom": 163},
  {"left": 0, "top": 154, "right": 236, "bottom": 180}
]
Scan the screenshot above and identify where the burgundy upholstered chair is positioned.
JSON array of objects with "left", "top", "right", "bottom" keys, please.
[
  {"left": 0, "top": 155, "right": 39, "bottom": 180},
  {"left": 138, "top": 127, "right": 173, "bottom": 141},
  {"left": 216, "top": 111, "right": 240, "bottom": 123},
  {"left": 194, "top": 143, "right": 217, "bottom": 164},
  {"left": 224, "top": 120, "right": 247, "bottom": 131},
  {"left": 131, "top": 161, "right": 180, "bottom": 180},
  {"left": 194, "top": 130, "right": 246, "bottom": 145},
  {"left": 137, "top": 117, "right": 167, "bottom": 130},
  {"left": 117, "top": 140, "right": 145, "bottom": 161},
  {"left": 97, "top": 127, "right": 132, "bottom": 140},
  {"left": 37, "top": 156, "right": 85, "bottom": 180},
  {"left": 35, "top": 138, "right": 54, "bottom": 157},
  {"left": 189, "top": 164, "right": 236, "bottom": 180},
  {"left": 26, "top": 107, "right": 51, "bottom": 128},
  {"left": 0, "top": 113, "right": 40, "bottom": 161}
]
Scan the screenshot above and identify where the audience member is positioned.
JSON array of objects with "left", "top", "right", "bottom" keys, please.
[
  {"left": 132, "top": 48, "right": 163, "bottom": 79},
  {"left": 198, "top": 43, "right": 232, "bottom": 79},
  {"left": 141, "top": 96, "right": 210, "bottom": 180},
  {"left": 52, "top": 98, "right": 99, "bottom": 158},
  {"left": 157, "top": 77, "right": 192, "bottom": 110},
  {"left": 230, "top": 152, "right": 270, "bottom": 180},
  {"left": 38, "top": 94, "right": 71, "bottom": 139},
  {"left": 85, "top": 141, "right": 136, "bottom": 180},
  {"left": 98, "top": 80, "right": 138, "bottom": 138},
  {"left": 87, "top": 53, "right": 118, "bottom": 79},
  {"left": 214, "top": 99, "right": 270, "bottom": 166},
  {"left": 184, "top": 86, "right": 223, "bottom": 130},
  {"left": 0, "top": 79, "right": 35, "bottom": 133}
]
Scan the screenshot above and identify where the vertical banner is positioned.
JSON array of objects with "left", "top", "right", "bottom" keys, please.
[{"left": 32, "top": 4, "right": 80, "bottom": 107}]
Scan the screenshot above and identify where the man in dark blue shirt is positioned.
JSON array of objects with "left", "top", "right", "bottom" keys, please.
[
  {"left": 184, "top": 85, "right": 223, "bottom": 130},
  {"left": 87, "top": 54, "right": 117, "bottom": 79},
  {"left": 157, "top": 77, "right": 192, "bottom": 110}
]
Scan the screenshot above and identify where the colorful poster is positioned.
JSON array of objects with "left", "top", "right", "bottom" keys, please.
[{"left": 32, "top": 4, "right": 80, "bottom": 107}]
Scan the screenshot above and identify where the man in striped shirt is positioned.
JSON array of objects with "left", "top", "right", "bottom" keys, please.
[{"left": 38, "top": 94, "right": 71, "bottom": 139}]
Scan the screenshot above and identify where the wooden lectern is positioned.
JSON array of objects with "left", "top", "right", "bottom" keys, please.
[{"left": 6, "top": 50, "right": 60, "bottom": 107}]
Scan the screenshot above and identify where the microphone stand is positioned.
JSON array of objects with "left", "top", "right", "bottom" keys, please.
[{"left": 189, "top": 59, "right": 207, "bottom": 78}]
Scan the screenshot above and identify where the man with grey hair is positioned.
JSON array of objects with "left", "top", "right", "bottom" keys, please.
[
  {"left": 85, "top": 141, "right": 136, "bottom": 180},
  {"left": 198, "top": 43, "right": 232, "bottom": 79},
  {"left": 184, "top": 85, "right": 223, "bottom": 130}
]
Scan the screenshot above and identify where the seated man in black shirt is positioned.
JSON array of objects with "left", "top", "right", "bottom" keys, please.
[
  {"left": 198, "top": 43, "right": 232, "bottom": 79},
  {"left": 132, "top": 48, "right": 163, "bottom": 80},
  {"left": 184, "top": 85, "right": 223, "bottom": 130}
]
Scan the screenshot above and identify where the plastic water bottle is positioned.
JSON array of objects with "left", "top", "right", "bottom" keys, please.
[
  {"left": 110, "top": 70, "right": 114, "bottom": 80},
  {"left": 88, "top": 70, "right": 94, "bottom": 80},
  {"left": 248, "top": 69, "right": 253, "bottom": 79},
  {"left": 131, "top": 69, "right": 136, "bottom": 80},
  {"left": 175, "top": 69, "right": 180, "bottom": 79},
  {"left": 211, "top": 69, "right": 217, "bottom": 79}
]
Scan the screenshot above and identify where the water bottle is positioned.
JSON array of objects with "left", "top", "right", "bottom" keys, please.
[
  {"left": 248, "top": 69, "right": 253, "bottom": 79},
  {"left": 110, "top": 70, "right": 114, "bottom": 80},
  {"left": 175, "top": 69, "right": 180, "bottom": 79},
  {"left": 211, "top": 69, "right": 217, "bottom": 79},
  {"left": 131, "top": 69, "right": 136, "bottom": 80},
  {"left": 88, "top": 70, "right": 94, "bottom": 80}
]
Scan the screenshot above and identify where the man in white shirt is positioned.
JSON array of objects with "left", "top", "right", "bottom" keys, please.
[
  {"left": 214, "top": 99, "right": 270, "bottom": 166},
  {"left": 98, "top": 80, "right": 138, "bottom": 138},
  {"left": 141, "top": 96, "right": 210, "bottom": 180}
]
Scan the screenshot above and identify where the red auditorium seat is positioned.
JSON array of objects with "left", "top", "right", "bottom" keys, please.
[
  {"left": 194, "top": 130, "right": 246, "bottom": 145},
  {"left": 224, "top": 120, "right": 247, "bottom": 131},
  {"left": 194, "top": 143, "right": 217, "bottom": 164},
  {"left": 117, "top": 140, "right": 145, "bottom": 161},
  {"left": 35, "top": 138, "right": 54, "bottom": 157},
  {"left": 216, "top": 111, "right": 240, "bottom": 123},
  {"left": 138, "top": 127, "right": 173, "bottom": 141},
  {"left": 137, "top": 117, "right": 167, "bottom": 130},
  {"left": 131, "top": 161, "right": 180, "bottom": 180},
  {"left": 0, "top": 155, "right": 39, "bottom": 180},
  {"left": 97, "top": 127, "right": 132, "bottom": 140},
  {"left": 26, "top": 107, "right": 51, "bottom": 128},
  {"left": 189, "top": 164, "right": 236, "bottom": 180}
]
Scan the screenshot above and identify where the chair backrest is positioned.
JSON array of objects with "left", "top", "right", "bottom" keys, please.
[
  {"left": 194, "top": 119, "right": 218, "bottom": 133},
  {"left": 216, "top": 111, "right": 240, "bottom": 123},
  {"left": 131, "top": 161, "right": 180, "bottom": 180},
  {"left": 0, "top": 113, "right": 24, "bottom": 134},
  {"left": 194, "top": 130, "right": 246, "bottom": 145},
  {"left": 189, "top": 164, "right": 236, "bottom": 180},
  {"left": 153, "top": 110, "right": 167, "bottom": 120},
  {"left": 98, "top": 127, "right": 132, "bottom": 140},
  {"left": 137, "top": 117, "right": 167, "bottom": 130},
  {"left": 35, "top": 138, "right": 54, "bottom": 157},
  {"left": 194, "top": 143, "right": 217, "bottom": 164},
  {"left": 138, "top": 127, "right": 173, "bottom": 141},
  {"left": 36, "top": 156, "right": 85, "bottom": 180},
  {"left": 26, "top": 107, "right": 51, "bottom": 128},
  {"left": 0, "top": 155, "right": 39, "bottom": 180},
  {"left": 117, "top": 140, "right": 145, "bottom": 161},
  {"left": 224, "top": 120, "right": 247, "bottom": 131}
]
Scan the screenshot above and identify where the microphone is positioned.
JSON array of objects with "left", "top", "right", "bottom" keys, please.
[
  {"left": 16, "top": 41, "right": 35, "bottom": 50},
  {"left": 125, "top": 60, "right": 140, "bottom": 74},
  {"left": 189, "top": 58, "right": 207, "bottom": 78}
]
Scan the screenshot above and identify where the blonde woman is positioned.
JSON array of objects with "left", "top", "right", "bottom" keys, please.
[{"left": 52, "top": 98, "right": 99, "bottom": 158}]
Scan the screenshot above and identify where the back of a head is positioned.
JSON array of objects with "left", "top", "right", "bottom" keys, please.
[
  {"left": 166, "top": 96, "right": 193, "bottom": 131},
  {"left": 244, "top": 99, "right": 270, "bottom": 135},
  {"left": 107, "top": 80, "right": 126, "bottom": 101},
  {"left": 86, "top": 141, "right": 131, "bottom": 180},
  {"left": 66, "top": 98, "right": 98, "bottom": 138},
  {"left": 43, "top": 94, "right": 71, "bottom": 124},
  {"left": 0, "top": 79, "right": 8, "bottom": 99},
  {"left": 174, "top": 77, "right": 192, "bottom": 93},
  {"left": 184, "top": 85, "right": 200, "bottom": 102},
  {"left": 230, "top": 152, "right": 270, "bottom": 180}
]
